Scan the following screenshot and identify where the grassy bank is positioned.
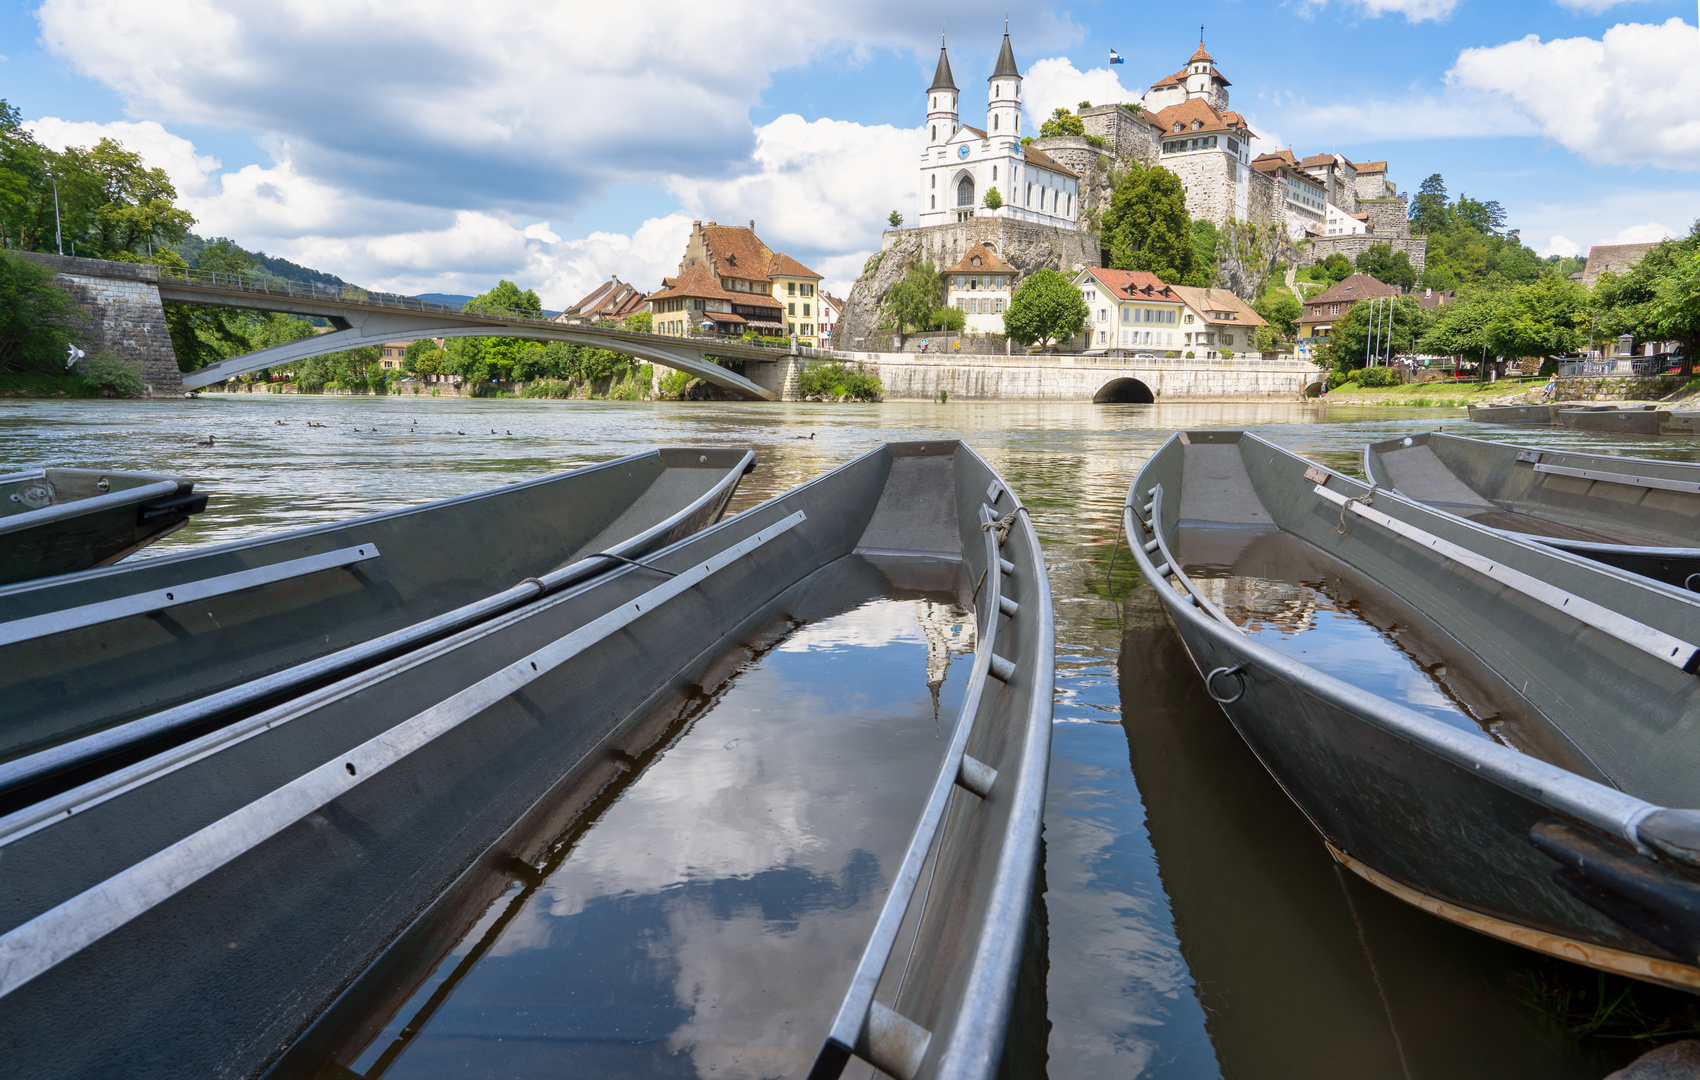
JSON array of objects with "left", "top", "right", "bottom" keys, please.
[
  {"left": 1324, "top": 379, "right": 1542, "bottom": 408},
  {"left": 0, "top": 371, "right": 107, "bottom": 398}
]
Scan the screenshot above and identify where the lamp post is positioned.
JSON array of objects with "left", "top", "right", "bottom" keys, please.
[{"left": 47, "top": 166, "right": 63, "bottom": 256}]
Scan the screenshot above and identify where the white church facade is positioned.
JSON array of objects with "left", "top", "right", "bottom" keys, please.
[{"left": 917, "top": 31, "right": 1080, "bottom": 230}]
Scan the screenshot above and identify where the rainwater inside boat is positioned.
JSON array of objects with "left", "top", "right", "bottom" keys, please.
[
  {"left": 326, "top": 559, "right": 978, "bottom": 1079},
  {"left": 1174, "top": 525, "right": 1609, "bottom": 782}
]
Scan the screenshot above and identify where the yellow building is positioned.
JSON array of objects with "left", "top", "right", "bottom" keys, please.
[{"left": 652, "top": 221, "right": 825, "bottom": 346}]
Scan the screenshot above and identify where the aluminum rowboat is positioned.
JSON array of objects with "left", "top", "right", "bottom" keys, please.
[
  {"left": 0, "top": 467, "right": 208, "bottom": 585},
  {"left": 1365, "top": 430, "right": 1700, "bottom": 590},
  {"left": 1466, "top": 403, "right": 1561, "bottom": 426},
  {"left": 1560, "top": 405, "right": 1668, "bottom": 436},
  {"left": 0, "top": 448, "right": 752, "bottom": 776},
  {"left": 1128, "top": 429, "right": 1700, "bottom": 994},
  {"left": 0, "top": 440, "right": 1051, "bottom": 1080}
]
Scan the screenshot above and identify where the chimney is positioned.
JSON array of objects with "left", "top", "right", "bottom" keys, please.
[{"left": 749, "top": 219, "right": 756, "bottom": 231}]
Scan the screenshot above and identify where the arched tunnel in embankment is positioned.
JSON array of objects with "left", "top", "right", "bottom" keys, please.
[{"left": 1092, "top": 378, "right": 1156, "bottom": 404}]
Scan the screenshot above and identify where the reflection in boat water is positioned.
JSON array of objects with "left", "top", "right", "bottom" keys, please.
[
  {"left": 338, "top": 587, "right": 974, "bottom": 1079},
  {"left": 1118, "top": 580, "right": 1616, "bottom": 1080}
]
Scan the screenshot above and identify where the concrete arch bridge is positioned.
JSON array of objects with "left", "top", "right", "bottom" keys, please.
[{"left": 23, "top": 253, "right": 789, "bottom": 400}]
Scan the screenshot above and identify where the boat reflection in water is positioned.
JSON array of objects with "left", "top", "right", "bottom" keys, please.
[{"left": 1117, "top": 580, "right": 1612, "bottom": 1080}]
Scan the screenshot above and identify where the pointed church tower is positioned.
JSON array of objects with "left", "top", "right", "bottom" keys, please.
[
  {"left": 927, "top": 36, "right": 958, "bottom": 148},
  {"left": 986, "top": 25, "right": 1022, "bottom": 142}
]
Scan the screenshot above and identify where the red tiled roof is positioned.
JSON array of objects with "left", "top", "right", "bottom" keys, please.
[
  {"left": 1150, "top": 98, "right": 1250, "bottom": 138},
  {"left": 699, "top": 224, "right": 776, "bottom": 285},
  {"left": 1190, "top": 43, "right": 1213, "bottom": 63},
  {"left": 1022, "top": 144, "right": 1078, "bottom": 178},
  {"left": 768, "top": 252, "right": 822, "bottom": 280},
  {"left": 1080, "top": 267, "right": 1183, "bottom": 301},
  {"left": 1298, "top": 273, "right": 1401, "bottom": 323},
  {"left": 1299, "top": 153, "right": 1337, "bottom": 168},
  {"left": 647, "top": 261, "right": 781, "bottom": 309},
  {"left": 1169, "top": 285, "right": 1267, "bottom": 328},
  {"left": 1149, "top": 67, "right": 1188, "bottom": 90},
  {"left": 944, "top": 242, "right": 1014, "bottom": 275},
  {"left": 1355, "top": 160, "right": 1388, "bottom": 174}
]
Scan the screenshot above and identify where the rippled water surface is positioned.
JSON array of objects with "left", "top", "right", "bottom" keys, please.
[{"left": 5, "top": 394, "right": 1693, "bottom": 1079}]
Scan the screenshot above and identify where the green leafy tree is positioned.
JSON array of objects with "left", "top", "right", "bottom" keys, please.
[
  {"left": 888, "top": 210, "right": 903, "bottom": 228},
  {"left": 193, "top": 238, "right": 257, "bottom": 276},
  {"left": 1102, "top": 166, "right": 1198, "bottom": 284},
  {"left": 930, "top": 304, "right": 966, "bottom": 332},
  {"left": 1594, "top": 222, "right": 1700, "bottom": 375},
  {"left": 1003, "top": 268, "right": 1089, "bottom": 349},
  {"left": 883, "top": 261, "right": 944, "bottom": 343},
  {"left": 1355, "top": 243, "right": 1417, "bottom": 290},
  {"left": 982, "top": 187, "right": 1004, "bottom": 210},
  {"left": 1252, "top": 289, "right": 1301, "bottom": 338},
  {"left": 447, "top": 280, "right": 546, "bottom": 383},
  {"left": 1409, "top": 174, "right": 1450, "bottom": 234},
  {"left": 1039, "top": 108, "right": 1085, "bottom": 139},
  {"left": 1323, "top": 295, "right": 1431, "bottom": 372},
  {"left": 0, "top": 249, "right": 76, "bottom": 377}
]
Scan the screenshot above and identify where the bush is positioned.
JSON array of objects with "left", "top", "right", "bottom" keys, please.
[
  {"left": 798, "top": 360, "right": 882, "bottom": 401},
  {"left": 85, "top": 350, "right": 145, "bottom": 396},
  {"left": 1339, "top": 365, "right": 1404, "bottom": 388},
  {"left": 658, "top": 369, "right": 694, "bottom": 400},
  {"left": 522, "top": 380, "right": 577, "bottom": 399}
]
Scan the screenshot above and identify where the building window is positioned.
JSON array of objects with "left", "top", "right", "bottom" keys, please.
[
  {"left": 994, "top": 298, "right": 1004, "bottom": 313},
  {"left": 932, "top": 125, "right": 937, "bottom": 141},
  {"left": 1067, "top": 194, "right": 1072, "bottom": 215},
  {"left": 931, "top": 195, "right": 936, "bottom": 208},
  {"left": 957, "top": 175, "right": 974, "bottom": 207},
  {"left": 788, "top": 282, "right": 796, "bottom": 296},
  {"left": 803, "top": 284, "right": 813, "bottom": 296},
  {"left": 1184, "top": 313, "right": 1195, "bottom": 324},
  {"left": 803, "top": 304, "right": 810, "bottom": 316},
  {"left": 787, "top": 302, "right": 796, "bottom": 315},
  {"left": 803, "top": 324, "right": 813, "bottom": 335},
  {"left": 993, "top": 115, "right": 999, "bottom": 131},
  {"left": 788, "top": 323, "right": 796, "bottom": 334},
  {"left": 1026, "top": 183, "right": 1032, "bottom": 206}
]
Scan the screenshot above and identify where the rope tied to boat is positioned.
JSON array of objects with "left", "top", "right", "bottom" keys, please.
[
  {"left": 1337, "top": 483, "right": 1378, "bottom": 535},
  {"left": 980, "top": 506, "right": 1028, "bottom": 545}
]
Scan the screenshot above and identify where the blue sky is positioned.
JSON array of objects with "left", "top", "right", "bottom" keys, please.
[{"left": 5, "top": 0, "right": 1697, "bottom": 303}]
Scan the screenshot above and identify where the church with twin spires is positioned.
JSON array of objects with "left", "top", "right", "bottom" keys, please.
[{"left": 915, "top": 29, "right": 1081, "bottom": 230}]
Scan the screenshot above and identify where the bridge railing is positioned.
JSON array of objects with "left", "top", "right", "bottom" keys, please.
[{"left": 155, "top": 265, "right": 797, "bottom": 357}]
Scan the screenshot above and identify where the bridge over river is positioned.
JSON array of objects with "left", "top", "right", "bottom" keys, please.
[{"left": 24, "top": 252, "right": 1323, "bottom": 402}]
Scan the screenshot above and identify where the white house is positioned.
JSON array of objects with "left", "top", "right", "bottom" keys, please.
[
  {"left": 1072, "top": 268, "right": 1187, "bottom": 353},
  {"left": 1325, "top": 203, "right": 1369, "bottom": 236},
  {"left": 918, "top": 30, "right": 1080, "bottom": 228},
  {"left": 945, "top": 243, "right": 1015, "bottom": 333}
]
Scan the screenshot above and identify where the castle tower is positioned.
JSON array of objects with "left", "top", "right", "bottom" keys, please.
[
  {"left": 1183, "top": 40, "right": 1231, "bottom": 112},
  {"left": 927, "top": 37, "right": 958, "bottom": 148},
  {"left": 986, "top": 27, "right": 1022, "bottom": 141}
]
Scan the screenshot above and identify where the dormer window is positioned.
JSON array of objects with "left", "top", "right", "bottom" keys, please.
[
  {"left": 1173, "top": 122, "right": 1183, "bottom": 133},
  {"left": 1191, "top": 120, "right": 1202, "bottom": 131}
]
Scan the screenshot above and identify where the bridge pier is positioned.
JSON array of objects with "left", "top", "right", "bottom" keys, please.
[{"left": 22, "top": 253, "right": 184, "bottom": 397}]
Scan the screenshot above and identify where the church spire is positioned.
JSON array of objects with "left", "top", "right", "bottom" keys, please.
[
  {"left": 930, "top": 33, "right": 957, "bottom": 91},
  {"left": 990, "top": 25, "right": 1020, "bottom": 80}
]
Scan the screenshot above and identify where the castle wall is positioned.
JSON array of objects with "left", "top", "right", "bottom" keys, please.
[
  {"left": 1298, "top": 234, "right": 1428, "bottom": 276},
  {"left": 1078, "top": 106, "right": 1160, "bottom": 167},
  {"left": 1359, "top": 196, "right": 1411, "bottom": 238}
]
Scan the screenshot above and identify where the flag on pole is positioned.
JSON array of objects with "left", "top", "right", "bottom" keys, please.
[{"left": 1108, "top": 48, "right": 1124, "bottom": 65}]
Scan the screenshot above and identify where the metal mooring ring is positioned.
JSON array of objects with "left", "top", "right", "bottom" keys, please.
[
  {"left": 1685, "top": 573, "right": 1700, "bottom": 594},
  {"left": 1205, "top": 664, "right": 1247, "bottom": 705}
]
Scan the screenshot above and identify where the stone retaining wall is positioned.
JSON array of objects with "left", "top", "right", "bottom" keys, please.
[
  {"left": 1555, "top": 375, "right": 1684, "bottom": 402},
  {"left": 18, "top": 252, "right": 183, "bottom": 397},
  {"left": 829, "top": 352, "right": 1320, "bottom": 402}
]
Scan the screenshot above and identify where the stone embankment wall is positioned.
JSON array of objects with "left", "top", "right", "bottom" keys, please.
[
  {"left": 827, "top": 352, "right": 1320, "bottom": 402},
  {"left": 19, "top": 252, "right": 183, "bottom": 397},
  {"left": 1555, "top": 375, "right": 1683, "bottom": 402}
]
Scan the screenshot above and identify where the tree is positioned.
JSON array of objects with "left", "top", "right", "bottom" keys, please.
[
  {"left": 1355, "top": 243, "right": 1417, "bottom": 290},
  {"left": 1652, "top": 244, "right": 1700, "bottom": 377},
  {"left": 930, "top": 304, "right": 966, "bottom": 332},
  {"left": 1410, "top": 174, "right": 1449, "bottom": 234},
  {"left": 1252, "top": 289, "right": 1301, "bottom": 338},
  {"left": 1324, "top": 295, "right": 1431, "bottom": 372},
  {"left": 1003, "top": 268, "right": 1088, "bottom": 349},
  {"left": 1595, "top": 222, "right": 1700, "bottom": 376},
  {"left": 888, "top": 210, "right": 903, "bottom": 228},
  {"left": 0, "top": 249, "right": 76, "bottom": 377},
  {"left": 1039, "top": 108, "right": 1084, "bottom": 139},
  {"left": 884, "top": 261, "right": 944, "bottom": 342},
  {"left": 982, "top": 187, "right": 1004, "bottom": 210},
  {"left": 1102, "top": 165, "right": 1198, "bottom": 284}
]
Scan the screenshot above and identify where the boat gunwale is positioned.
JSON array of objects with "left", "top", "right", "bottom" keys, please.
[{"left": 1126, "top": 431, "right": 1662, "bottom": 852}]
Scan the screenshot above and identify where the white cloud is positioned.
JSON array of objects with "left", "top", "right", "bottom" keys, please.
[
  {"left": 1555, "top": 0, "right": 1653, "bottom": 12},
  {"left": 1288, "top": 0, "right": 1459, "bottom": 21},
  {"left": 1449, "top": 18, "right": 1700, "bottom": 170},
  {"left": 1608, "top": 221, "right": 1676, "bottom": 243},
  {"left": 1541, "top": 234, "right": 1582, "bottom": 258},
  {"left": 25, "top": 116, "right": 221, "bottom": 196},
  {"left": 1275, "top": 93, "right": 1538, "bottom": 145},
  {"left": 1020, "top": 57, "right": 1145, "bottom": 127}
]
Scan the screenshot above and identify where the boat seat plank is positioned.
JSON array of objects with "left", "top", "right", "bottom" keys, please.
[
  {"left": 0, "top": 544, "right": 381, "bottom": 649},
  {"left": 1533, "top": 462, "right": 1700, "bottom": 497}
]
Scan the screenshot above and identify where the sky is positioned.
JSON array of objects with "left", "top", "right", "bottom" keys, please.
[{"left": 3, "top": 0, "right": 1698, "bottom": 305}]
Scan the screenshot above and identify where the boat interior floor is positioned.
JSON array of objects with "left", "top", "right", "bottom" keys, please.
[
  {"left": 280, "top": 553, "right": 980, "bottom": 1080},
  {"left": 1174, "top": 525, "right": 1612, "bottom": 785}
]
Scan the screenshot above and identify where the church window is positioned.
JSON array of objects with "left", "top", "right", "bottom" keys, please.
[
  {"left": 1067, "top": 194, "right": 1072, "bottom": 215},
  {"left": 993, "top": 115, "right": 998, "bottom": 131},
  {"left": 931, "top": 195, "right": 936, "bottom": 208},
  {"left": 1025, "top": 183, "right": 1032, "bottom": 206},
  {"left": 932, "top": 125, "right": 937, "bottom": 141},
  {"left": 992, "top": 166, "right": 997, "bottom": 181},
  {"left": 957, "top": 175, "right": 974, "bottom": 207}
]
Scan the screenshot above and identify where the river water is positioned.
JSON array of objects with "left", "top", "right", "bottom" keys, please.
[{"left": 4, "top": 393, "right": 1694, "bottom": 1079}]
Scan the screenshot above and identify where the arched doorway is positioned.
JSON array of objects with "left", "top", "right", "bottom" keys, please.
[
  {"left": 956, "top": 174, "right": 975, "bottom": 207},
  {"left": 1093, "top": 378, "right": 1155, "bottom": 404}
]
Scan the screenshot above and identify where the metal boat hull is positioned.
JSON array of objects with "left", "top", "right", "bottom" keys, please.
[
  {"left": 0, "top": 448, "right": 752, "bottom": 770},
  {"left": 1365, "top": 430, "right": 1700, "bottom": 590},
  {"left": 1129, "top": 430, "right": 1700, "bottom": 995},
  {"left": 1467, "top": 403, "right": 1560, "bottom": 425},
  {"left": 0, "top": 442, "right": 1051, "bottom": 1080},
  {"left": 0, "top": 467, "right": 207, "bottom": 585}
]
